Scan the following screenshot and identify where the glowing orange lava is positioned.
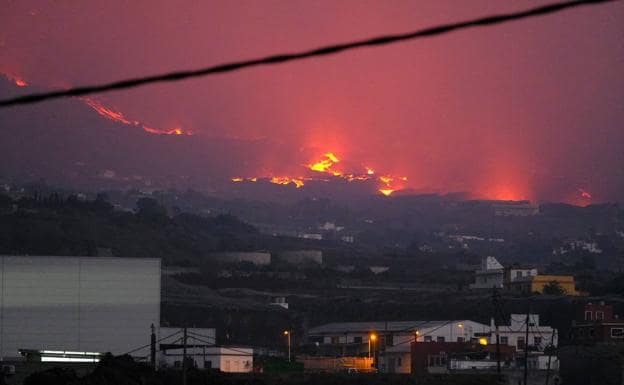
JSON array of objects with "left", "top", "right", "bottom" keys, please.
[
  {"left": 270, "top": 176, "right": 305, "bottom": 188},
  {"left": 309, "top": 153, "right": 340, "bottom": 173},
  {"left": 80, "top": 97, "right": 191, "bottom": 136},
  {"left": 232, "top": 152, "right": 408, "bottom": 195}
]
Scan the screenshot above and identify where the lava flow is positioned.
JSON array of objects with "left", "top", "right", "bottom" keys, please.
[
  {"left": 231, "top": 152, "right": 408, "bottom": 195},
  {"left": 80, "top": 97, "right": 190, "bottom": 136}
]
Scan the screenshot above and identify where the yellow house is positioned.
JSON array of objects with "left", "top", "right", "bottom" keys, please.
[
  {"left": 506, "top": 274, "right": 580, "bottom": 296},
  {"left": 531, "top": 275, "right": 578, "bottom": 295}
]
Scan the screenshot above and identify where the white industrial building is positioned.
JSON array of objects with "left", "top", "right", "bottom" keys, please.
[{"left": 0, "top": 255, "right": 160, "bottom": 360}]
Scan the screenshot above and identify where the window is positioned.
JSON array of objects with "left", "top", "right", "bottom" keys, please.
[
  {"left": 331, "top": 336, "right": 340, "bottom": 344},
  {"left": 174, "top": 360, "right": 182, "bottom": 368},
  {"left": 353, "top": 336, "right": 362, "bottom": 344},
  {"left": 585, "top": 311, "right": 592, "bottom": 321},
  {"left": 424, "top": 336, "right": 432, "bottom": 342},
  {"left": 534, "top": 336, "right": 542, "bottom": 346},
  {"left": 500, "top": 336, "right": 508, "bottom": 345},
  {"left": 517, "top": 337, "right": 525, "bottom": 349},
  {"left": 596, "top": 311, "right": 604, "bottom": 320},
  {"left": 204, "top": 361, "right": 212, "bottom": 369},
  {"left": 386, "top": 334, "right": 394, "bottom": 346},
  {"left": 457, "top": 337, "right": 465, "bottom": 343},
  {"left": 589, "top": 329, "right": 595, "bottom": 337},
  {"left": 611, "top": 328, "right": 624, "bottom": 338},
  {"left": 516, "top": 271, "right": 522, "bottom": 278},
  {"left": 397, "top": 357, "right": 402, "bottom": 367},
  {"left": 437, "top": 336, "right": 445, "bottom": 343},
  {"left": 225, "top": 360, "right": 231, "bottom": 371}
]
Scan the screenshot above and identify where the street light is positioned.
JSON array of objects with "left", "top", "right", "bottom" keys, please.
[
  {"left": 283, "top": 330, "right": 291, "bottom": 362},
  {"left": 368, "top": 333, "right": 377, "bottom": 359}
]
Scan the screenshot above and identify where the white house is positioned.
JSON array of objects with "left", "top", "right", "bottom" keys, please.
[
  {"left": 470, "top": 256, "right": 504, "bottom": 289},
  {"left": 489, "top": 314, "right": 557, "bottom": 352},
  {"left": 158, "top": 327, "right": 252, "bottom": 373}
]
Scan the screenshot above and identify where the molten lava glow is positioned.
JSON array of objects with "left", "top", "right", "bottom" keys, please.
[
  {"left": 579, "top": 188, "right": 592, "bottom": 200},
  {"left": 309, "top": 153, "right": 339, "bottom": 173},
  {"left": 80, "top": 97, "right": 191, "bottom": 136},
  {"left": 270, "top": 176, "right": 305, "bottom": 188},
  {"left": 14, "top": 78, "right": 27, "bottom": 87},
  {"left": 3, "top": 73, "right": 28, "bottom": 87},
  {"left": 1, "top": 73, "right": 191, "bottom": 137},
  {"left": 233, "top": 152, "right": 408, "bottom": 195}
]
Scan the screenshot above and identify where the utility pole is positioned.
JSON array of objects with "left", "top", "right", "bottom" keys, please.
[
  {"left": 544, "top": 328, "right": 556, "bottom": 385},
  {"left": 524, "top": 310, "right": 530, "bottom": 385},
  {"left": 492, "top": 289, "right": 501, "bottom": 376},
  {"left": 182, "top": 327, "right": 188, "bottom": 385},
  {"left": 150, "top": 323, "right": 156, "bottom": 371}
]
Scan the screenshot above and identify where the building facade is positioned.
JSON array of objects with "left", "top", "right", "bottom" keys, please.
[
  {"left": 491, "top": 314, "right": 558, "bottom": 352},
  {"left": 470, "top": 257, "right": 504, "bottom": 289},
  {"left": 570, "top": 302, "right": 624, "bottom": 344}
]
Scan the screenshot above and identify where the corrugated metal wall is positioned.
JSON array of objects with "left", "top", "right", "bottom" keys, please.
[{"left": 0, "top": 256, "right": 160, "bottom": 359}]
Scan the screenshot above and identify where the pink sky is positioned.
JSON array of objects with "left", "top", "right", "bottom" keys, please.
[{"left": 1, "top": 0, "right": 623, "bottom": 203}]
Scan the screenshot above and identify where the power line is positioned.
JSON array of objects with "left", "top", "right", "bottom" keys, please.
[
  {"left": 122, "top": 329, "right": 182, "bottom": 356},
  {"left": 0, "top": 0, "right": 616, "bottom": 108}
]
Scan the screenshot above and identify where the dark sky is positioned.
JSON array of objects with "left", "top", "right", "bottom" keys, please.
[{"left": 1, "top": 1, "right": 623, "bottom": 204}]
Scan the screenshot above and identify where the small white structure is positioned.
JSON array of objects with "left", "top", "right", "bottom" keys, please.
[
  {"left": 470, "top": 256, "right": 504, "bottom": 289},
  {"left": 270, "top": 297, "right": 289, "bottom": 309},
  {"left": 277, "top": 250, "right": 323, "bottom": 265},
  {"left": 160, "top": 345, "right": 253, "bottom": 372},
  {"left": 489, "top": 314, "right": 557, "bottom": 352},
  {"left": 158, "top": 327, "right": 252, "bottom": 372},
  {"left": 505, "top": 267, "right": 538, "bottom": 284},
  {"left": 209, "top": 252, "right": 271, "bottom": 266}
]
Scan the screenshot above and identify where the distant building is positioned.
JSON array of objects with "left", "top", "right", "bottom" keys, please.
[
  {"left": 507, "top": 275, "right": 580, "bottom": 296},
  {"left": 470, "top": 256, "right": 504, "bottom": 289},
  {"left": 570, "top": 302, "right": 624, "bottom": 344},
  {"left": 270, "top": 296, "right": 289, "bottom": 310},
  {"left": 299, "top": 233, "right": 323, "bottom": 240},
  {"left": 492, "top": 201, "right": 540, "bottom": 216},
  {"left": 208, "top": 252, "right": 271, "bottom": 266},
  {"left": 504, "top": 266, "right": 538, "bottom": 286},
  {"left": 276, "top": 250, "right": 323, "bottom": 265}
]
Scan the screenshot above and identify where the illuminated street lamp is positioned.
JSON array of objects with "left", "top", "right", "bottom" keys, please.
[
  {"left": 368, "top": 333, "right": 377, "bottom": 359},
  {"left": 283, "top": 330, "right": 291, "bottom": 362}
]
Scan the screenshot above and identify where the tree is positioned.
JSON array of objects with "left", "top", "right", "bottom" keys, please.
[{"left": 543, "top": 281, "right": 566, "bottom": 295}]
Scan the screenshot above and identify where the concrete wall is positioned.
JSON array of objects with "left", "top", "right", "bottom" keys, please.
[{"left": 0, "top": 256, "right": 160, "bottom": 359}]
